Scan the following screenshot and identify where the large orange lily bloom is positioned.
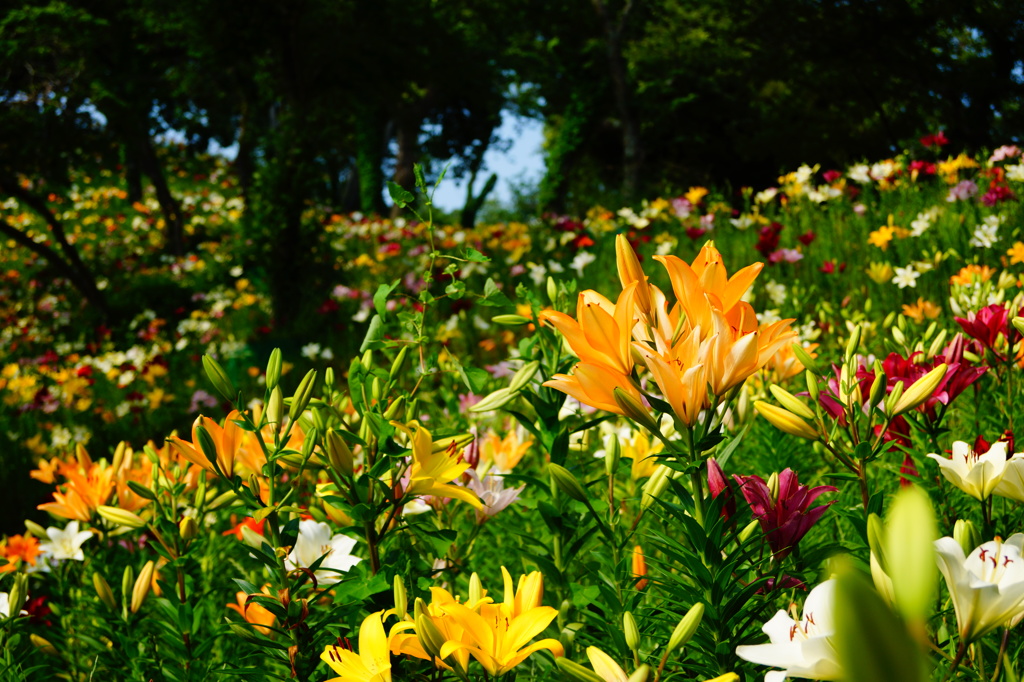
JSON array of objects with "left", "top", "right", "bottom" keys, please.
[
  {"left": 539, "top": 283, "right": 637, "bottom": 375},
  {"left": 168, "top": 410, "right": 244, "bottom": 478},
  {"left": 543, "top": 363, "right": 646, "bottom": 417}
]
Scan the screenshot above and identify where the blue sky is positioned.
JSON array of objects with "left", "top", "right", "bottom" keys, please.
[{"left": 429, "top": 113, "right": 546, "bottom": 211}]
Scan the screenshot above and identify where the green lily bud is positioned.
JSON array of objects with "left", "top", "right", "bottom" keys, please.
[
  {"left": 627, "top": 665, "right": 651, "bottom": 682},
  {"left": 792, "top": 344, "right": 820, "bottom": 374},
  {"left": 207, "top": 489, "right": 238, "bottom": 510},
  {"left": 845, "top": 325, "right": 862, "bottom": 362},
  {"left": 641, "top": 465, "right": 671, "bottom": 511},
  {"left": 605, "top": 435, "right": 621, "bottom": 477},
  {"left": 469, "top": 387, "right": 515, "bottom": 413},
  {"left": 738, "top": 519, "right": 761, "bottom": 543},
  {"left": 289, "top": 369, "right": 318, "bottom": 422},
  {"left": 265, "top": 348, "right": 283, "bottom": 391},
  {"left": 613, "top": 387, "right": 660, "bottom": 433},
  {"left": 549, "top": 463, "right": 589, "bottom": 503},
  {"left": 891, "top": 326, "right": 906, "bottom": 346},
  {"left": 267, "top": 386, "right": 284, "bottom": 427},
  {"left": 111, "top": 440, "right": 127, "bottom": 471},
  {"left": 8, "top": 573, "right": 28, "bottom": 617},
  {"left": 623, "top": 611, "right": 640, "bottom": 652},
  {"left": 93, "top": 572, "right": 117, "bottom": 610},
  {"left": 127, "top": 480, "right": 158, "bottom": 502},
  {"left": 202, "top": 355, "right": 236, "bottom": 403},
  {"left": 492, "top": 314, "right": 531, "bottom": 326},
  {"left": 468, "top": 572, "right": 483, "bottom": 605},
  {"left": 866, "top": 513, "right": 886, "bottom": 571},
  {"left": 393, "top": 575, "right": 407, "bottom": 620},
  {"left": 195, "top": 423, "right": 219, "bottom": 470},
  {"left": 325, "top": 429, "right": 354, "bottom": 476},
  {"left": 954, "top": 519, "right": 981, "bottom": 557},
  {"left": 97, "top": 505, "right": 147, "bottom": 529},
  {"left": 927, "top": 329, "right": 948, "bottom": 359},
  {"left": 804, "top": 370, "right": 819, "bottom": 403},
  {"left": 121, "top": 565, "right": 135, "bottom": 610},
  {"left": 546, "top": 276, "right": 558, "bottom": 304},
  {"left": 766, "top": 472, "right": 780, "bottom": 501},
  {"left": 754, "top": 401, "right": 819, "bottom": 440},
  {"left": 383, "top": 395, "right": 405, "bottom": 420},
  {"left": 883, "top": 381, "right": 904, "bottom": 416},
  {"left": 30, "top": 634, "right": 58, "bottom": 656},
  {"left": 509, "top": 360, "right": 541, "bottom": 393},
  {"left": 389, "top": 346, "right": 409, "bottom": 381},
  {"left": 882, "top": 311, "right": 896, "bottom": 329},
  {"left": 868, "top": 372, "right": 886, "bottom": 409},
  {"left": 556, "top": 658, "right": 604, "bottom": 682},
  {"left": 668, "top": 602, "right": 704, "bottom": 652},
  {"left": 24, "top": 520, "right": 48, "bottom": 539}
]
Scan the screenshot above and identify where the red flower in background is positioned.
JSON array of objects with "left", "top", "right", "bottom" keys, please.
[
  {"left": 755, "top": 222, "right": 784, "bottom": 258},
  {"left": 822, "top": 170, "right": 842, "bottom": 184},
  {"left": 920, "top": 131, "right": 949, "bottom": 148}
]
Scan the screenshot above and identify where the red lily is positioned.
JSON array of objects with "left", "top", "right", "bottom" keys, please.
[{"left": 733, "top": 469, "right": 836, "bottom": 560}]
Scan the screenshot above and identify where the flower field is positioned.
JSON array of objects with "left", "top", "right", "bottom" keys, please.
[{"left": 5, "top": 142, "right": 1024, "bottom": 681}]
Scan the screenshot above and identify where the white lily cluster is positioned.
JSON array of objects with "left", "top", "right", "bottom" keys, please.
[
  {"left": 285, "top": 520, "right": 360, "bottom": 584},
  {"left": 936, "top": 534, "right": 1024, "bottom": 642}
]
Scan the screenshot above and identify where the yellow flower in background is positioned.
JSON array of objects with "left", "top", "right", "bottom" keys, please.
[
  {"left": 321, "top": 611, "right": 392, "bottom": 682},
  {"left": 937, "top": 153, "right": 979, "bottom": 184},
  {"left": 902, "top": 298, "right": 942, "bottom": 323},
  {"left": 868, "top": 226, "right": 894, "bottom": 250},
  {"left": 392, "top": 421, "right": 483, "bottom": 509},
  {"left": 1008, "top": 242, "right": 1024, "bottom": 265},
  {"left": 866, "top": 262, "right": 895, "bottom": 284},
  {"left": 685, "top": 186, "right": 709, "bottom": 205},
  {"left": 621, "top": 431, "right": 663, "bottom": 480},
  {"left": 479, "top": 429, "right": 533, "bottom": 473}
]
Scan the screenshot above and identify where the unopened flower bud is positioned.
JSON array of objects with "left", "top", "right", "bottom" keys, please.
[
  {"left": 641, "top": 465, "right": 672, "bottom": 511},
  {"left": 890, "top": 364, "right": 947, "bottom": 416},
  {"left": 24, "top": 520, "right": 48, "bottom": 539},
  {"left": 131, "top": 560, "right": 156, "bottom": 613},
  {"left": 289, "top": 369, "right": 318, "bottom": 422},
  {"left": 953, "top": 519, "right": 981, "bottom": 557},
  {"left": 668, "top": 602, "right": 705, "bottom": 652},
  {"left": 769, "top": 385, "right": 815, "bottom": 420},
  {"left": 30, "top": 634, "right": 58, "bottom": 656},
  {"left": 613, "top": 387, "right": 660, "bottom": 433},
  {"left": 265, "top": 348, "right": 283, "bottom": 390},
  {"left": 492, "top": 314, "right": 531, "bottom": 326},
  {"left": 112, "top": 441, "right": 127, "bottom": 471},
  {"left": 509, "top": 360, "right": 541, "bottom": 393},
  {"left": 868, "top": 372, "right": 887, "bottom": 409},
  {"left": 383, "top": 395, "right": 405, "bottom": 420},
  {"left": 97, "top": 505, "right": 147, "bottom": 529},
  {"left": 845, "top": 325, "right": 862, "bottom": 362},
  {"left": 546, "top": 276, "right": 558, "bottom": 305},
  {"left": 549, "top": 463, "right": 589, "bottom": 503},
  {"left": 202, "top": 355, "right": 236, "bottom": 403},
  {"left": 393, "top": 575, "right": 407, "bottom": 620},
  {"left": 389, "top": 346, "right": 409, "bottom": 381},
  {"left": 623, "top": 611, "right": 640, "bottom": 652},
  {"left": 804, "top": 370, "right": 819, "bottom": 402},
  {"left": 754, "top": 401, "right": 819, "bottom": 440},
  {"left": 93, "top": 572, "right": 117, "bottom": 610},
  {"left": 738, "top": 519, "right": 761, "bottom": 543},
  {"left": 267, "top": 386, "right": 284, "bottom": 427},
  {"left": 468, "top": 572, "right": 483, "bottom": 606},
  {"left": 468, "top": 387, "right": 515, "bottom": 413},
  {"left": 556, "top": 658, "right": 604, "bottom": 682},
  {"left": 179, "top": 516, "right": 198, "bottom": 541},
  {"left": 325, "top": 429, "right": 354, "bottom": 476},
  {"left": 605, "top": 436, "right": 621, "bottom": 477}
]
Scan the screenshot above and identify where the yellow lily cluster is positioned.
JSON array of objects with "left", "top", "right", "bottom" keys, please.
[
  {"left": 542, "top": 238, "right": 796, "bottom": 427},
  {"left": 320, "top": 568, "right": 562, "bottom": 681},
  {"left": 392, "top": 421, "right": 484, "bottom": 510}
]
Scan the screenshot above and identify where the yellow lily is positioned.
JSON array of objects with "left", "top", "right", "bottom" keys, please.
[
  {"left": 539, "top": 283, "right": 637, "bottom": 376},
  {"left": 321, "top": 611, "right": 392, "bottom": 682},
  {"left": 436, "top": 573, "right": 564, "bottom": 676},
  {"left": 634, "top": 329, "right": 708, "bottom": 426},
  {"left": 392, "top": 421, "right": 483, "bottom": 510}
]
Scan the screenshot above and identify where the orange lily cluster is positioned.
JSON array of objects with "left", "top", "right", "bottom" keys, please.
[
  {"left": 0, "top": 534, "right": 41, "bottom": 573},
  {"left": 541, "top": 238, "right": 797, "bottom": 427},
  {"left": 321, "top": 568, "right": 562, "bottom": 681}
]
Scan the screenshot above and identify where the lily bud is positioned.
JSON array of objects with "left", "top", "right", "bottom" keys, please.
[
  {"left": 492, "top": 314, "right": 531, "bottom": 326},
  {"left": 392, "top": 575, "right": 407, "bottom": 620},
  {"left": 641, "top": 465, "right": 672, "bottom": 511},
  {"left": 179, "top": 516, "right": 199, "bottom": 541},
  {"left": 208, "top": 489, "right": 238, "bottom": 510},
  {"left": 769, "top": 385, "right": 815, "bottom": 420},
  {"left": 890, "top": 364, "right": 947, "bottom": 416},
  {"left": 112, "top": 440, "right": 127, "bottom": 471},
  {"left": 738, "top": 519, "right": 761, "bottom": 543},
  {"left": 792, "top": 344, "right": 820, "bottom": 374},
  {"left": 30, "top": 634, "right": 58, "bottom": 657},
  {"left": 194, "top": 471, "right": 207, "bottom": 509},
  {"left": 8, "top": 573, "right": 27, "bottom": 617},
  {"left": 383, "top": 395, "right": 405, "bottom": 420},
  {"left": 325, "top": 429, "right": 354, "bottom": 476},
  {"left": 240, "top": 524, "right": 265, "bottom": 550},
  {"left": 121, "top": 565, "right": 135, "bottom": 612},
  {"left": 93, "top": 572, "right": 117, "bottom": 610},
  {"left": 468, "top": 572, "right": 484, "bottom": 605},
  {"left": 325, "top": 366, "right": 335, "bottom": 389},
  {"left": 468, "top": 387, "right": 515, "bottom": 413},
  {"left": 754, "top": 401, "right": 819, "bottom": 440},
  {"left": 24, "top": 520, "right": 48, "bottom": 539},
  {"left": 546, "top": 276, "right": 558, "bottom": 304},
  {"left": 415, "top": 614, "right": 445, "bottom": 659},
  {"left": 845, "top": 325, "right": 862, "bottom": 362},
  {"left": 891, "top": 326, "right": 906, "bottom": 346},
  {"left": 549, "top": 463, "right": 589, "bottom": 503},
  {"left": 1013, "top": 317, "right": 1024, "bottom": 337},
  {"left": 127, "top": 480, "right": 158, "bottom": 502},
  {"left": 265, "top": 348, "right": 283, "bottom": 390},
  {"left": 623, "top": 611, "right": 640, "bottom": 652},
  {"left": 267, "top": 386, "right": 284, "bottom": 427},
  {"left": 866, "top": 513, "right": 886, "bottom": 570},
  {"left": 613, "top": 387, "right": 660, "bottom": 433},
  {"left": 627, "top": 665, "right": 651, "bottom": 682},
  {"left": 97, "top": 505, "right": 147, "bottom": 529},
  {"left": 202, "top": 355, "right": 236, "bottom": 403},
  {"left": 668, "top": 602, "right": 705, "bottom": 652},
  {"left": 804, "top": 370, "right": 819, "bottom": 403},
  {"left": 605, "top": 435, "right": 621, "bottom": 477},
  {"left": 509, "top": 360, "right": 541, "bottom": 393},
  {"left": 882, "top": 311, "right": 896, "bottom": 328},
  {"left": 389, "top": 346, "right": 409, "bottom": 381},
  {"left": 556, "top": 658, "right": 604, "bottom": 682},
  {"left": 289, "top": 369, "right": 318, "bottom": 422},
  {"left": 195, "top": 423, "right": 220, "bottom": 469},
  {"left": 953, "top": 519, "right": 981, "bottom": 557},
  {"left": 927, "top": 329, "right": 948, "bottom": 359},
  {"left": 131, "top": 560, "right": 156, "bottom": 613},
  {"left": 867, "top": 372, "right": 886, "bottom": 409}
]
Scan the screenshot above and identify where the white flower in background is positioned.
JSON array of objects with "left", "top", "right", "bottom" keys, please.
[
  {"left": 764, "top": 280, "right": 787, "bottom": 307},
  {"left": 847, "top": 164, "right": 871, "bottom": 184},
  {"left": 50, "top": 426, "right": 73, "bottom": 449},
  {"left": 935, "top": 534, "right": 1024, "bottom": 642},
  {"left": 301, "top": 343, "right": 322, "bottom": 359},
  {"left": 756, "top": 309, "right": 782, "bottom": 325},
  {"left": 892, "top": 266, "right": 920, "bottom": 289},
  {"left": 910, "top": 211, "right": 934, "bottom": 236},
  {"left": 870, "top": 160, "right": 898, "bottom": 181},
  {"left": 927, "top": 441, "right": 1009, "bottom": 501},
  {"left": 1006, "top": 164, "right": 1024, "bottom": 182},
  {"left": 229, "top": 266, "right": 244, "bottom": 277},
  {"left": 286, "top": 520, "right": 361, "bottom": 584},
  {"left": 755, "top": 188, "right": 779, "bottom": 204},
  {"left": 570, "top": 250, "right": 596, "bottom": 277},
  {"left": 528, "top": 263, "right": 547, "bottom": 286},
  {"left": 731, "top": 214, "right": 756, "bottom": 230},
  {"left": 352, "top": 302, "right": 372, "bottom": 323},
  {"left": 807, "top": 185, "right": 842, "bottom": 203},
  {"left": 40, "top": 521, "right": 93, "bottom": 561},
  {"left": 655, "top": 238, "right": 677, "bottom": 256},
  {"left": 970, "top": 217, "right": 1001, "bottom": 248},
  {"left": 736, "top": 579, "right": 842, "bottom": 681}
]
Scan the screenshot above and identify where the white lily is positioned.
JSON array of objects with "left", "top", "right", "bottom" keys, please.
[
  {"left": 39, "top": 521, "right": 94, "bottom": 562},
  {"left": 935, "top": 534, "right": 1024, "bottom": 642},
  {"left": 927, "top": 441, "right": 1009, "bottom": 500},
  {"left": 735, "top": 579, "right": 842, "bottom": 682},
  {"left": 285, "top": 520, "right": 360, "bottom": 584}
]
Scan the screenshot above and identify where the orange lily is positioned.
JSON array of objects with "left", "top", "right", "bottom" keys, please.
[
  {"left": 543, "top": 363, "right": 647, "bottom": 417},
  {"left": 38, "top": 465, "right": 114, "bottom": 522},
  {"left": 168, "top": 410, "right": 244, "bottom": 478},
  {"left": 227, "top": 586, "right": 277, "bottom": 636},
  {"left": 539, "top": 284, "right": 637, "bottom": 376},
  {"left": 615, "top": 234, "right": 654, "bottom": 321}
]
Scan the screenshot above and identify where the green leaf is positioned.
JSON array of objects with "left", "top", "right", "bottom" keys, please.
[
  {"left": 373, "top": 280, "right": 400, "bottom": 320},
  {"left": 387, "top": 181, "right": 415, "bottom": 207},
  {"left": 480, "top": 277, "right": 513, "bottom": 307},
  {"left": 463, "top": 247, "right": 490, "bottom": 263},
  {"left": 360, "top": 314, "right": 384, "bottom": 353}
]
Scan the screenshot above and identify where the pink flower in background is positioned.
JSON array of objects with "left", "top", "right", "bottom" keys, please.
[
  {"left": 989, "top": 146, "right": 1020, "bottom": 163},
  {"left": 947, "top": 180, "right": 978, "bottom": 202},
  {"left": 464, "top": 469, "right": 525, "bottom": 523},
  {"left": 822, "top": 170, "right": 842, "bottom": 183},
  {"left": 734, "top": 469, "right": 837, "bottom": 560}
]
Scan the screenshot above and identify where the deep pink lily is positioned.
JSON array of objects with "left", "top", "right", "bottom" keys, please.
[{"left": 734, "top": 469, "right": 836, "bottom": 560}]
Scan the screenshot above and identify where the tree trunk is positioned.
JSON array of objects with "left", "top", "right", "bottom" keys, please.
[
  {"left": 390, "top": 114, "right": 420, "bottom": 219},
  {"left": 134, "top": 134, "right": 185, "bottom": 256},
  {"left": 592, "top": 0, "right": 642, "bottom": 201},
  {"left": 353, "top": 103, "right": 386, "bottom": 215}
]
